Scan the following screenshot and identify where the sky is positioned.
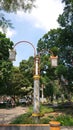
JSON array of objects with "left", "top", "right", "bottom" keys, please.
[{"left": 4, "top": 0, "right": 64, "bottom": 66}]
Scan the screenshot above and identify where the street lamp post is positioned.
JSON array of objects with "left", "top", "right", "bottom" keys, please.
[
  {"left": 9, "top": 40, "right": 58, "bottom": 123},
  {"left": 9, "top": 40, "right": 40, "bottom": 123}
]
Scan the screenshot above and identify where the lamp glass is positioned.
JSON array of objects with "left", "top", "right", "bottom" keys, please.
[
  {"left": 9, "top": 49, "right": 16, "bottom": 61},
  {"left": 50, "top": 56, "right": 58, "bottom": 67}
]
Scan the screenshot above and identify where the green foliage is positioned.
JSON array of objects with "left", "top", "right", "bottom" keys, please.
[
  {"left": 0, "top": 13, "right": 13, "bottom": 33},
  {"left": 50, "top": 46, "right": 59, "bottom": 56},
  {"left": 0, "top": 32, "right": 13, "bottom": 95},
  {"left": 27, "top": 104, "right": 54, "bottom": 115},
  {"left": 40, "top": 117, "right": 51, "bottom": 124},
  {"left": 19, "top": 56, "right": 34, "bottom": 89},
  {"left": 0, "top": 32, "right": 13, "bottom": 60},
  {"left": 56, "top": 115, "right": 73, "bottom": 126},
  {"left": 11, "top": 112, "right": 33, "bottom": 124},
  {"left": 37, "top": 0, "right": 73, "bottom": 97},
  {"left": 58, "top": 0, "right": 73, "bottom": 27},
  {"left": 55, "top": 64, "right": 67, "bottom": 77},
  {"left": 11, "top": 105, "right": 54, "bottom": 124},
  {"left": 37, "top": 30, "right": 60, "bottom": 99},
  {"left": 0, "top": 0, "right": 36, "bottom": 13},
  {"left": 0, "top": 0, "right": 36, "bottom": 32},
  {"left": 10, "top": 66, "right": 32, "bottom": 96},
  {"left": 37, "top": 29, "right": 61, "bottom": 53},
  {"left": 40, "top": 105, "right": 54, "bottom": 115}
]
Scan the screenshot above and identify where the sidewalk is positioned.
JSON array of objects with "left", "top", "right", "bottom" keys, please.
[
  {"left": 0, "top": 106, "right": 28, "bottom": 124},
  {"left": 61, "top": 126, "right": 73, "bottom": 130}
]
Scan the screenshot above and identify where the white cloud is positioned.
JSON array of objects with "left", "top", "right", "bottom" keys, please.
[
  {"left": 6, "top": 28, "right": 16, "bottom": 38},
  {"left": 0, "top": 0, "right": 64, "bottom": 40},
  {"left": 30, "top": 0, "right": 64, "bottom": 30},
  {"left": 0, "top": 27, "right": 16, "bottom": 38},
  {"left": 16, "top": 0, "right": 64, "bottom": 31}
]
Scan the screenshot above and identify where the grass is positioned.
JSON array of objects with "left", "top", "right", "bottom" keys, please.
[
  {"left": 40, "top": 104, "right": 54, "bottom": 114},
  {"left": 11, "top": 112, "right": 34, "bottom": 124},
  {"left": 11, "top": 104, "right": 73, "bottom": 126},
  {"left": 55, "top": 115, "right": 73, "bottom": 126}
]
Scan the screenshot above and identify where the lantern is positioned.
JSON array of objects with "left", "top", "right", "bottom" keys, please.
[
  {"left": 9, "top": 49, "right": 16, "bottom": 61},
  {"left": 50, "top": 55, "right": 58, "bottom": 67}
]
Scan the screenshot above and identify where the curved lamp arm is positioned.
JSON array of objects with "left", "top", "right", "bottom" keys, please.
[{"left": 9, "top": 40, "right": 36, "bottom": 61}]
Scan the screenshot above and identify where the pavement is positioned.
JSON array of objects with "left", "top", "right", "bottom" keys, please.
[{"left": 0, "top": 106, "right": 28, "bottom": 124}]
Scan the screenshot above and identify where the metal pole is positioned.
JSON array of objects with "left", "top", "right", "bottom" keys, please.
[{"left": 33, "top": 56, "right": 40, "bottom": 123}]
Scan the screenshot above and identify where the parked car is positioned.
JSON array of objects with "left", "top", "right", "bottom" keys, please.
[
  {"left": 19, "top": 96, "right": 32, "bottom": 106},
  {"left": 19, "top": 98, "right": 28, "bottom": 103}
]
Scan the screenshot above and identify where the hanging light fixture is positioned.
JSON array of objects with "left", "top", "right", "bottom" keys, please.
[
  {"left": 50, "top": 55, "right": 58, "bottom": 67},
  {"left": 9, "top": 49, "right": 16, "bottom": 61}
]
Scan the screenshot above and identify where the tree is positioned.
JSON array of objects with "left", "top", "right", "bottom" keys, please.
[
  {"left": 0, "top": 0, "right": 36, "bottom": 13},
  {"left": 37, "top": 0, "right": 73, "bottom": 101},
  {"left": 58, "top": 0, "right": 73, "bottom": 27},
  {"left": 37, "top": 36, "right": 59, "bottom": 101},
  {"left": 0, "top": 0, "right": 36, "bottom": 31},
  {"left": 10, "top": 66, "right": 25, "bottom": 96},
  {"left": 11, "top": 64, "right": 32, "bottom": 96},
  {"left": 37, "top": 29, "right": 60, "bottom": 54},
  {"left": 58, "top": 0, "right": 73, "bottom": 95},
  {"left": 0, "top": 32, "right": 13, "bottom": 60},
  {"left": 37, "top": 28, "right": 73, "bottom": 99},
  {"left": 0, "top": 32, "right": 13, "bottom": 95},
  {"left": 0, "top": 13, "right": 13, "bottom": 33},
  {"left": 19, "top": 56, "right": 34, "bottom": 96}
]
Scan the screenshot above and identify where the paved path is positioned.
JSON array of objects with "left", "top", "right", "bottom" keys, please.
[{"left": 0, "top": 106, "right": 28, "bottom": 124}]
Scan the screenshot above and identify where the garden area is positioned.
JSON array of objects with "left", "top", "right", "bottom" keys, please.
[
  {"left": 11, "top": 102, "right": 73, "bottom": 126},
  {"left": 0, "top": 0, "right": 73, "bottom": 128}
]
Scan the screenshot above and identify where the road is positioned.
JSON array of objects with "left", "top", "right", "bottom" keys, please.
[{"left": 0, "top": 106, "right": 28, "bottom": 124}]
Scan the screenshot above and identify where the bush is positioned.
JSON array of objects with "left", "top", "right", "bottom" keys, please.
[
  {"left": 55, "top": 115, "right": 73, "bottom": 126},
  {"left": 11, "top": 112, "right": 34, "bottom": 124}
]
